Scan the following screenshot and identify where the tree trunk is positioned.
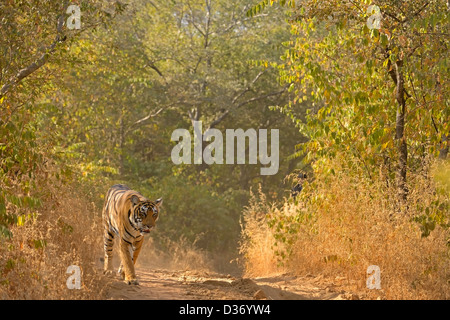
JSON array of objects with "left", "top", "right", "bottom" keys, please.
[
  {"left": 439, "top": 134, "right": 449, "bottom": 160},
  {"left": 394, "top": 60, "right": 408, "bottom": 202},
  {"left": 119, "top": 116, "right": 125, "bottom": 176}
]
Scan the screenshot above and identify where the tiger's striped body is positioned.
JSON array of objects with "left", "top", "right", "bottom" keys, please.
[{"left": 102, "top": 184, "right": 162, "bottom": 284}]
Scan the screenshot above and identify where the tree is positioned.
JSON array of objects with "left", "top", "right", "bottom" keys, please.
[
  {"left": 251, "top": 0, "right": 449, "bottom": 204},
  {"left": 0, "top": 0, "right": 123, "bottom": 237},
  {"left": 28, "top": 0, "right": 301, "bottom": 251},
  {"left": 54, "top": 0, "right": 301, "bottom": 184}
]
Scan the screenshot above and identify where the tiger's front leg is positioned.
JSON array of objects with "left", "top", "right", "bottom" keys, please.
[
  {"left": 132, "top": 237, "right": 144, "bottom": 266},
  {"left": 118, "top": 238, "right": 139, "bottom": 285},
  {"left": 118, "top": 237, "right": 143, "bottom": 282},
  {"left": 103, "top": 230, "right": 115, "bottom": 276}
]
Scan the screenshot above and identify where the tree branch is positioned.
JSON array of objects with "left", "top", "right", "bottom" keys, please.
[
  {"left": 404, "top": 1, "right": 430, "bottom": 23},
  {"left": 124, "top": 107, "right": 165, "bottom": 136},
  {"left": 208, "top": 84, "right": 289, "bottom": 130},
  {"left": 132, "top": 107, "right": 164, "bottom": 126},
  {"left": 0, "top": 2, "right": 68, "bottom": 99},
  {"left": 382, "top": 10, "right": 403, "bottom": 24},
  {"left": 234, "top": 85, "right": 289, "bottom": 109},
  {"left": 231, "top": 70, "right": 267, "bottom": 105},
  {"left": 186, "top": 1, "right": 206, "bottom": 37},
  {"left": 382, "top": 1, "right": 430, "bottom": 24}
]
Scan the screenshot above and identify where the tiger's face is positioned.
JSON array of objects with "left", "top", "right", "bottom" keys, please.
[{"left": 130, "top": 196, "right": 162, "bottom": 235}]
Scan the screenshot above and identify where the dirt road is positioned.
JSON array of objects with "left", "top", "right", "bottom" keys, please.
[{"left": 105, "top": 268, "right": 358, "bottom": 300}]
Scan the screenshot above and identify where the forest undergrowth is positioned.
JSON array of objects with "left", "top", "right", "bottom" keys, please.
[{"left": 240, "top": 158, "right": 450, "bottom": 300}]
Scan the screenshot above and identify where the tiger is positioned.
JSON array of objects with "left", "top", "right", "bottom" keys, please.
[{"left": 102, "top": 184, "right": 162, "bottom": 285}]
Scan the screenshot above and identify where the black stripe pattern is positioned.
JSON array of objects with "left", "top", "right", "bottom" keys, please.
[{"left": 102, "top": 184, "right": 161, "bottom": 283}]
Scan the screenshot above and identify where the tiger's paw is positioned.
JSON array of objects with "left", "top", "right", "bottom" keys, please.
[{"left": 125, "top": 278, "right": 139, "bottom": 285}]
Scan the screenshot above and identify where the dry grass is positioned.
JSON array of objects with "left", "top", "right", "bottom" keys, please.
[
  {"left": 0, "top": 180, "right": 107, "bottom": 299},
  {"left": 0, "top": 177, "right": 227, "bottom": 299},
  {"left": 136, "top": 235, "right": 215, "bottom": 273},
  {"left": 240, "top": 160, "right": 450, "bottom": 299},
  {"left": 239, "top": 188, "right": 286, "bottom": 277}
]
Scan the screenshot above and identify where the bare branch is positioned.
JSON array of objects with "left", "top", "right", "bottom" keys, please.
[
  {"left": 382, "top": 10, "right": 404, "bottom": 24},
  {"left": 382, "top": 1, "right": 430, "bottom": 24},
  {"left": 405, "top": 1, "right": 430, "bottom": 23},
  {"left": 124, "top": 107, "right": 165, "bottom": 136},
  {"left": 208, "top": 84, "right": 289, "bottom": 130},
  {"left": 234, "top": 85, "right": 289, "bottom": 109},
  {"left": 208, "top": 109, "right": 230, "bottom": 129},
  {"left": 132, "top": 107, "right": 164, "bottom": 127},
  {"left": 186, "top": 1, "right": 206, "bottom": 37},
  {"left": 231, "top": 70, "right": 267, "bottom": 105}
]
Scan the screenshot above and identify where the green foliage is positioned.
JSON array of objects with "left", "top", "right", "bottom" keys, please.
[
  {"left": 414, "top": 197, "right": 450, "bottom": 238},
  {"left": 41, "top": 0, "right": 304, "bottom": 254},
  {"left": 0, "top": 225, "right": 13, "bottom": 239},
  {"left": 246, "top": 0, "right": 296, "bottom": 17},
  {"left": 244, "top": 0, "right": 449, "bottom": 255},
  {"left": 264, "top": 0, "right": 448, "bottom": 198},
  {"left": 0, "top": 0, "right": 301, "bottom": 255},
  {"left": 2, "top": 0, "right": 447, "bottom": 261},
  {"left": 0, "top": 0, "right": 120, "bottom": 238},
  {"left": 143, "top": 173, "right": 245, "bottom": 252},
  {"left": 0, "top": 114, "right": 44, "bottom": 237},
  {"left": 413, "top": 162, "right": 450, "bottom": 240}
]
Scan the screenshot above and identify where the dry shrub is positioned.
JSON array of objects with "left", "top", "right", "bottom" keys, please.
[
  {"left": 239, "top": 187, "right": 287, "bottom": 277},
  {"left": 0, "top": 180, "right": 106, "bottom": 299},
  {"left": 136, "top": 235, "right": 214, "bottom": 272},
  {"left": 240, "top": 160, "right": 450, "bottom": 299}
]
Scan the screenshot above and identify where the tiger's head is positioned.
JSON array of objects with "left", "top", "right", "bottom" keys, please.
[{"left": 130, "top": 195, "right": 163, "bottom": 235}]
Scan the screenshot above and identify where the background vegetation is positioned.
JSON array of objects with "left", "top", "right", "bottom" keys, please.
[
  {"left": 0, "top": 0, "right": 448, "bottom": 299},
  {"left": 241, "top": 0, "right": 449, "bottom": 300}
]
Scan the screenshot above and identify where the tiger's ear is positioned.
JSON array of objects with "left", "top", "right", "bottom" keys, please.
[
  {"left": 130, "top": 195, "right": 140, "bottom": 206},
  {"left": 155, "top": 197, "right": 163, "bottom": 208}
]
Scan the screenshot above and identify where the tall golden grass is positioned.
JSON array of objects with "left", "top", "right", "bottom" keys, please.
[
  {"left": 0, "top": 180, "right": 107, "bottom": 299},
  {"left": 136, "top": 235, "right": 214, "bottom": 272},
  {"left": 239, "top": 187, "right": 286, "bottom": 277},
  {"left": 240, "top": 159, "right": 450, "bottom": 299}
]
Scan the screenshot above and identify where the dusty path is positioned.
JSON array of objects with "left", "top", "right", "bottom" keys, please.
[{"left": 105, "top": 268, "right": 357, "bottom": 300}]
